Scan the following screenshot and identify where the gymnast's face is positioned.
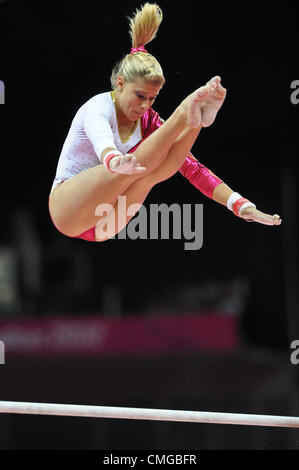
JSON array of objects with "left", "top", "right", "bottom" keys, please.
[{"left": 115, "top": 77, "right": 162, "bottom": 123}]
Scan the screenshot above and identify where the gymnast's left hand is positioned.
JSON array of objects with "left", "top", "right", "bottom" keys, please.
[
  {"left": 240, "top": 207, "right": 282, "bottom": 226},
  {"left": 110, "top": 154, "right": 147, "bottom": 175}
]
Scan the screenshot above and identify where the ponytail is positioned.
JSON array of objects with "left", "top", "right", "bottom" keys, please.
[
  {"left": 110, "top": 3, "right": 165, "bottom": 89},
  {"left": 129, "top": 2, "right": 163, "bottom": 48}
]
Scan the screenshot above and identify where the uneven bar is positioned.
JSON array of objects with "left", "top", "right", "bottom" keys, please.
[{"left": 0, "top": 401, "right": 299, "bottom": 428}]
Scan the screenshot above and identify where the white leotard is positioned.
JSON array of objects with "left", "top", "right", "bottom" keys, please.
[{"left": 50, "top": 91, "right": 142, "bottom": 194}]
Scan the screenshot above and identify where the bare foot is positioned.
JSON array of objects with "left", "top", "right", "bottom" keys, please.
[
  {"left": 200, "top": 76, "right": 227, "bottom": 127},
  {"left": 184, "top": 81, "right": 217, "bottom": 128}
]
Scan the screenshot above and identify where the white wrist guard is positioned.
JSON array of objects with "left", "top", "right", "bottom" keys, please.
[
  {"left": 103, "top": 150, "right": 123, "bottom": 173},
  {"left": 226, "top": 192, "right": 242, "bottom": 211},
  {"left": 227, "top": 192, "right": 256, "bottom": 217}
]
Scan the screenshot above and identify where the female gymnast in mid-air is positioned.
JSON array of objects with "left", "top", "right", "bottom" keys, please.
[{"left": 49, "top": 3, "right": 281, "bottom": 242}]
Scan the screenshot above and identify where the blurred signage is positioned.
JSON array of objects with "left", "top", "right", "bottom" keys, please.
[{"left": 0, "top": 312, "right": 239, "bottom": 357}]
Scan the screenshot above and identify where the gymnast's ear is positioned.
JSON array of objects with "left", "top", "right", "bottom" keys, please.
[{"left": 116, "top": 76, "right": 126, "bottom": 91}]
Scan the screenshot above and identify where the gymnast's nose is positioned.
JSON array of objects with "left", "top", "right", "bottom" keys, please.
[{"left": 140, "top": 100, "right": 151, "bottom": 111}]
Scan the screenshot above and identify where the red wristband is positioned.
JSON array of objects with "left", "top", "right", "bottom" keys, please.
[
  {"left": 233, "top": 198, "right": 250, "bottom": 217},
  {"left": 103, "top": 151, "right": 122, "bottom": 173}
]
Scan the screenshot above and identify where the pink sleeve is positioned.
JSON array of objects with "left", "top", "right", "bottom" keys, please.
[{"left": 179, "top": 153, "right": 223, "bottom": 199}]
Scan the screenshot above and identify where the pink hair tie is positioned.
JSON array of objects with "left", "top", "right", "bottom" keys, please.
[{"left": 130, "top": 45, "right": 148, "bottom": 54}]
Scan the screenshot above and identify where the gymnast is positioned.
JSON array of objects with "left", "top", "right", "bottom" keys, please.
[{"left": 48, "top": 3, "right": 281, "bottom": 242}]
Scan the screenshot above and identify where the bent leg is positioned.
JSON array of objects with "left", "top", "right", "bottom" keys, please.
[
  {"left": 132, "top": 107, "right": 186, "bottom": 173},
  {"left": 49, "top": 166, "right": 142, "bottom": 237},
  {"left": 95, "top": 127, "right": 203, "bottom": 241},
  {"left": 94, "top": 178, "right": 154, "bottom": 241},
  {"left": 49, "top": 82, "right": 216, "bottom": 238},
  {"left": 132, "top": 80, "right": 217, "bottom": 173},
  {"left": 144, "top": 126, "right": 203, "bottom": 185},
  {"left": 49, "top": 107, "right": 189, "bottom": 238}
]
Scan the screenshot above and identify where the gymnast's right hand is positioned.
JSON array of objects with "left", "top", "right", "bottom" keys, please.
[{"left": 109, "top": 154, "right": 147, "bottom": 175}]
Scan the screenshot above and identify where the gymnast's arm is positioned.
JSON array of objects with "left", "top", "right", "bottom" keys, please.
[
  {"left": 82, "top": 96, "right": 146, "bottom": 174},
  {"left": 149, "top": 110, "right": 281, "bottom": 226},
  {"left": 179, "top": 154, "right": 282, "bottom": 226},
  {"left": 82, "top": 96, "right": 118, "bottom": 161}
]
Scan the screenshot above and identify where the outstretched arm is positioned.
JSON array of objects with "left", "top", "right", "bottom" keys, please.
[
  {"left": 179, "top": 155, "right": 282, "bottom": 226},
  {"left": 178, "top": 77, "right": 281, "bottom": 226},
  {"left": 212, "top": 183, "right": 282, "bottom": 226}
]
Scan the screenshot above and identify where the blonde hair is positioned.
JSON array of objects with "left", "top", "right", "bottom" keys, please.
[{"left": 110, "top": 3, "right": 165, "bottom": 89}]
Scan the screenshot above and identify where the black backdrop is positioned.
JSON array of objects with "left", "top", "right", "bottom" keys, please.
[
  {"left": 0, "top": 0, "right": 299, "bottom": 453},
  {"left": 0, "top": 0, "right": 298, "bottom": 345}
]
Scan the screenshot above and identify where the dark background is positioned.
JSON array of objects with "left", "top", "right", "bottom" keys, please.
[{"left": 0, "top": 0, "right": 298, "bottom": 452}]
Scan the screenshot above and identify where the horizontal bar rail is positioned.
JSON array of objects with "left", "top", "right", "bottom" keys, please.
[{"left": 0, "top": 401, "right": 299, "bottom": 428}]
